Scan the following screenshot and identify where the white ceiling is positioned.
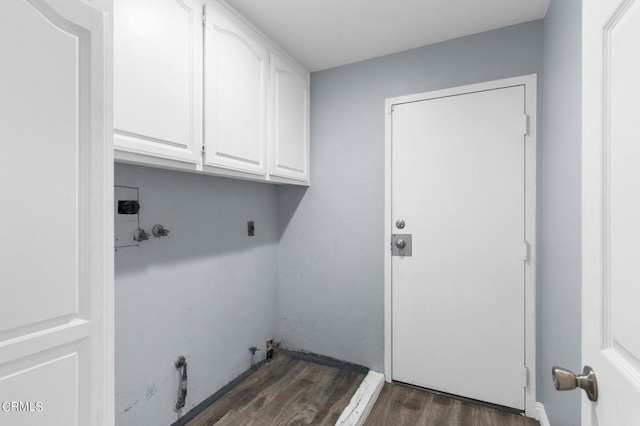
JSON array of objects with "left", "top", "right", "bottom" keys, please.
[{"left": 225, "top": 0, "right": 550, "bottom": 72}]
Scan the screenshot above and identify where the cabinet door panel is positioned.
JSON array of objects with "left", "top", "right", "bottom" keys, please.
[
  {"left": 270, "top": 54, "right": 309, "bottom": 183},
  {"left": 114, "top": 0, "right": 202, "bottom": 164},
  {"left": 204, "top": 3, "right": 268, "bottom": 175}
]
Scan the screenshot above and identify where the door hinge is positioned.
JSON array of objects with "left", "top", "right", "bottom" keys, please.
[
  {"left": 522, "top": 114, "right": 529, "bottom": 136},
  {"left": 201, "top": 145, "right": 206, "bottom": 156},
  {"left": 202, "top": 5, "right": 207, "bottom": 25},
  {"left": 523, "top": 366, "right": 529, "bottom": 388},
  {"left": 522, "top": 240, "right": 530, "bottom": 262}
]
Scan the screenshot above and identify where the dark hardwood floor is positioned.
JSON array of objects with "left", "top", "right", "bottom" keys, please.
[
  {"left": 365, "top": 383, "right": 540, "bottom": 426},
  {"left": 188, "top": 354, "right": 539, "bottom": 426},
  {"left": 187, "top": 354, "right": 365, "bottom": 425}
]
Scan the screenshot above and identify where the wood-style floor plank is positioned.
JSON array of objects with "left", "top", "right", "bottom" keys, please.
[
  {"left": 187, "top": 354, "right": 365, "bottom": 426},
  {"left": 365, "top": 383, "right": 540, "bottom": 426}
]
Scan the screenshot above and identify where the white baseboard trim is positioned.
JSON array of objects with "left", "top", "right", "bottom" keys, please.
[
  {"left": 336, "top": 371, "right": 385, "bottom": 426},
  {"left": 536, "top": 402, "right": 551, "bottom": 426}
]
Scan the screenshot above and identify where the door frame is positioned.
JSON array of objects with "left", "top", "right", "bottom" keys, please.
[{"left": 383, "top": 74, "right": 538, "bottom": 417}]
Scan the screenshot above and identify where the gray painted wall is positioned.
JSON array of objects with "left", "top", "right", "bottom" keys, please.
[
  {"left": 114, "top": 164, "right": 278, "bottom": 426},
  {"left": 276, "top": 20, "right": 544, "bottom": 372},
  {"left": 114, "top": 11, "right": 582, "bottom": 423},
  {"left": 539, "top": 0, "right": 582, "bottom": 424}
]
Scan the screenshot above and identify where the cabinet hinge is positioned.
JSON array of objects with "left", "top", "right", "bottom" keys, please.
[
  {"left": 201, "top": 145, "right": 206, "bottom": 156},
  {"left": 523, "top": 240, "right": 530, "bottom": 262},
  {"left": 522, "top": 114, "right": 529, "bottom": 136},
  {"left": 202, "top": 5, "right": 207, "bottom": 25},
  {"left": 523, "top": 366, "right": 529, "bottom": 388}
]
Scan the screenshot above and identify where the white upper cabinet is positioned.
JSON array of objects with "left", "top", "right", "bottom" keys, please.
[
  {"left": 114, "top": 0, "right": 202, "bottom": 168},
  {"left": 270, "top": 54, "right": 310, "bottom": 183},
  {"left": 203, "top": 2, "right": 268, "bottom": 176},
  {"left": 113, "top": 0, "right": 309, "bottom": 185}
]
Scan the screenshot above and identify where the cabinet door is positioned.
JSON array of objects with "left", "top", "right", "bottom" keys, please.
[
  {"left": 204, "top": 2, "right": 268, "bottom": 176},
  {"left": 114, "top": 0, "right": 202, "bottom": 166},
  {"left": 270, "top": 54, "right": 310, "bottom": 184}
]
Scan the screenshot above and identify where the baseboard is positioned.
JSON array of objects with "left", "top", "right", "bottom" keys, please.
[
  {"left": 536, "top": 402, "right": 551, "bottom": 426},
  {"left": 336, "top": 371, "right": 385, "bottom": 426},
  {"left": 281, "top": 349, "right": 370, "bottom": 375},
  {"left": 169, "top": 359, "right": 266, "bottom": 426}
]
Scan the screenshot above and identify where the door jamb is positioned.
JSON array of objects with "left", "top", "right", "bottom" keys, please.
[{"left": 383, "top": 74, "right": 537, "bottom": 417}]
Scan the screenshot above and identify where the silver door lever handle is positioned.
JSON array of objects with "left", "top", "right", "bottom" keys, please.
[{"left": 552, "top": 365, "right": 598, "bottom": 401}]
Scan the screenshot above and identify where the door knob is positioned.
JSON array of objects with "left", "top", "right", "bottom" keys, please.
[
  {"left": 396, "top": 239, "right": 406, "bottom": 249},
  {"left": 552, "top": 365, "right": 598, "bottom": 401}
]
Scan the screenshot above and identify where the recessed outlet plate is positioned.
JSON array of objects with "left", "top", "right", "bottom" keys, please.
[
  {"left": 115, "top": 185, "right": 140, "bottom": 248},
  {"left": 266, "top": 339, "right": 276, "bottom": 361}
]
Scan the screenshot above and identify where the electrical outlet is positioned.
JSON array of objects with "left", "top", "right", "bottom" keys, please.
[
  {"left": 266, "top": 339, "right": 277, "bottom": 361},
  {"left": 115, "top": 185, "right": 140, "bottom": 249},
  {"left": 118, "top": 200, "right": 140, "bottom": 215}
]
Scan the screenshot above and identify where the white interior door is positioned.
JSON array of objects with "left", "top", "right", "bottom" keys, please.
[
  {"left": 391, "top": 85, "right": 528, "bottom": 410},
  {"left": 582, "top": 0, "right": 640, "bottom": 424},
  {"left": 0, "top": 1, "right": 113, "bottom": 425}
]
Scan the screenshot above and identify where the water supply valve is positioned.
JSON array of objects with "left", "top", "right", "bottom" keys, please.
[
  {"left": 152, "top": 224, "right": 170, "bottom": 237},
  {"left": 133, "top": 228, "right": 149, "bottom": 242}
]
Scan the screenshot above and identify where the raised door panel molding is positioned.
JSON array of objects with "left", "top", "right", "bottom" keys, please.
[
  {"left": 114, "top": 0, "right": 202, "bottom": 165},
  {"left": 270, "top": 54, "right": 310, "bottom": 184},
  {"left": 204, "top": 2, "right": 268, "bottom": 176},
  {"left": 2, "top": 0, "right": 83, "bottom": 335}
]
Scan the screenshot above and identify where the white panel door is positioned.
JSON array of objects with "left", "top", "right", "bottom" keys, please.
[
  {"left": 114, "top": 0, "right": 202, "bottom": 165},
  {"left": 582, "top": 0, "right": 640, "bottom": 424},
  {"left": 392, "top": 86, "right": 526, "bottom": 409},
  {"left": 269, "top": 53, "right": 310, "bottom": 183},
  {"left": 0, "top": 0, "right": 113, "bottom": 425},
  {"left": 204, "top": 1, "right": 268, "bottom": 176}
]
